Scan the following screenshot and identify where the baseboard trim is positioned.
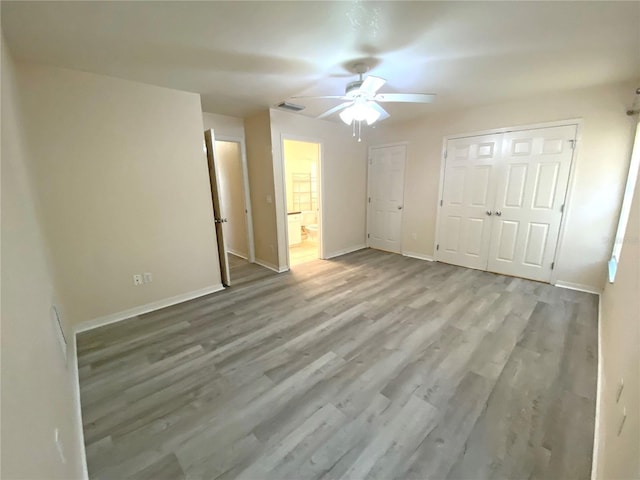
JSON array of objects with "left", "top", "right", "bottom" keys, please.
[
  {"left": 403, "top": 251, "right": 435, "bottom": 262},
  {"left": 554, "top": 281, "right": 602, "bottom": 295},
  {"left": 226, "top": 249, "right": 248, "bottom": 260},
  {"left": 324, "top": 244, "right": 367, "bottom": 260},
  {"left": 74, "top": 284, "right": 225, "bottom": 334},
  {"left": 591, "top": 293, "right": 603, "bottom": 480},
  {"left": 70, "top": 333, "right": 89, "bottom": 480},
  {"left": 254, "top": 258, "right": 288, "bottom": 273}
]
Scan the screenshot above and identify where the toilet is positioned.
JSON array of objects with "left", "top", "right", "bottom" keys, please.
[{"left": 305, "top": 223, "right": 319, "bottom": 241}]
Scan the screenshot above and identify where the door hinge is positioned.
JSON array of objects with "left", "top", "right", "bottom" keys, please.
[
  {"left": 560, "top": 203, "right": 565, "bottom": 213},
  {"left": 368, "top": 197, "right": 371, "bottom": 203},
  {"left": 551, "top": 262, "right": 555, "bottom": 270},
  {"left": 444, "top": 150, "right": 448, "bottom": 159},
  {"left": 440, "top": 199, "right": 443, "bottom": 206},
  {"left": 367, "top": 233, "right": 370, "bottom": 239},
  {"left": 436, "top": 244, "right": 440, "bottom": 251},
  {"left": 368, "top": 157, "right": 373, "bottom": 164},
  {"left": 569, "top": 139, "right": 576, "bottom": 150}
]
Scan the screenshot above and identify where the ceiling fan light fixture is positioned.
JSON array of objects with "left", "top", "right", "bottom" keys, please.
[{"left": 339, "top": 101, "right": 381, "bottom": 126}]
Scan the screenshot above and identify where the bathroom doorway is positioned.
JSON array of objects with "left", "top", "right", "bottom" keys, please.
[{"left": 283, "top": 139, "right": 322, "bottom": 267}]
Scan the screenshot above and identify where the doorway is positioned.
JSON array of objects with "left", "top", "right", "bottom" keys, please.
[
  {"left": 204, "top": 130, "right": 255, "bottom": 286},
  {"left": 283, "top": 139, "right": 321, "bottom": 267}
]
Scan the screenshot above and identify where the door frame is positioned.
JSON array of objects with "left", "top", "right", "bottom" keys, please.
[
  {"left": 434, "top": 118, "right": 583, "bottom": 285},
  {"left": 366, "top": 142, "right": 408, "bottom": 252},
  {"left": 279, "top": 134, "right": 325, "bottom": 268},
  {"left": 214, "top": 134, "right": 256, "bottom": 263}
]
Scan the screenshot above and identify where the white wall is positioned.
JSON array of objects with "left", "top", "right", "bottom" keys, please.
[
  {"left": 1, "top": 35, "right": 85, "bottom": 479},
  {"left": 17, "top": 63, "right": 222, "bottom": 326},
  {"left": 596, "top": 166, "right": 640, "bottom": 479},
  {"left": 203, "top": 112, "right": 245, "bottom": 139},
  {"left": 270, "top": 109, "right": 368, "bottom": 267},
  {"left": 374, "top": 81, "right": 638, "bottom": 290}
]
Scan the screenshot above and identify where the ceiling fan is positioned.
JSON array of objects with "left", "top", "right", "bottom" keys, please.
[{"left": 291, "top": 63, "right": 436, "bottom": 141}]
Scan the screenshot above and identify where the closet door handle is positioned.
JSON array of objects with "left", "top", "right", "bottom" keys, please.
[
  {"left": 486, "top": 210, "right": 493, "bottom": 216},
  {"left": 495, "top": 211, "right": 502, "bottom": 216}
]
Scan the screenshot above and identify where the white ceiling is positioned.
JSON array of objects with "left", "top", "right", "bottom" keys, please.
[{"left": 2, "top": 1, "right": 639, "bottom": 123}]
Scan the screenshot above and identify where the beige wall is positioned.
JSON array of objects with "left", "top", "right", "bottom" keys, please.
[
  {"left": 203, "top": 112, "right": 245, "bottom": 139},
  {"left": 216, "top": 140, "right": 249, "bottom": 258},
  {"left": 1, "top": 35, "right": 84, "bottom": 479},
  {"left": 270, "top": 109, "right": 368, "bottom": 266},
  {"left": 596, "top": 166, "right": 640, "bottom": 479},
  {"left": 374, "top": 81, "right": 638, "bottom": 291},
  {"left": 17, "top": 62, "right": 222, "bottom": 326},
  {"left": 244, "top": 110, "right": 279, "bottom": 268}
]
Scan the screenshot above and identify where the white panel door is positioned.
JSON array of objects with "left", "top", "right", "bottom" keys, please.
[
  {"left": 487, "top": 125, "right": 576, "bottom": 281},
  {"left": 367, "top": 145, "right": 406, "bottom": 253},
  {"left": 437, "top": 134, "right": 502, "bottom": 270}
]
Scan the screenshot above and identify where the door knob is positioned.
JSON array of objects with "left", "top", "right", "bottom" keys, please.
[
  {"left": 486, "top": 210, "right": 493, "bottom": 216},
  {"left": 398, "top": 206, "right": 403, "bottom": 210},
  {"left": 495, "top": 211, "right": 502, "bottom": 216}
]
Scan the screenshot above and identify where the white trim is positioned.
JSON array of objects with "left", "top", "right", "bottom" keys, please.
[
  {"left": 368, "top": 141, "right": 409, "bottom": 149},
  {"left": 74, "top": 285, "right": 224, "bottom": 333},
  {"left": 226, "top": 248, "right": 249, "bottom": 260},
  {"left": 403, "top": 251, "right": 435, "bottom": 262},
  {"left": 214, "top": 134, "right": 256, "bottom": 263},
  {"left": 254, "top": 258, "right": 289, "bottom": 273},
  {"left": 554, "top": 280, "right": 602, "bottom": 295},
  {"left": 324, "top": 244, "right": 367, "bottom": 260},
  {"left": 591, "top": 293, "right": 603, "bottom": 480},
  {"left": 70, "top": 333, "right": 89, "bottom": 480},
  {"left": 550, "top": 121, "right": 583, "bottom": 285},
  {"left": 445, "top": 118, "right": 584, "bottom": 141}
]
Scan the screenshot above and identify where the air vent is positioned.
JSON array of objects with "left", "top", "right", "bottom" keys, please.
[{"left": 277, "top": 101, "right": 305, "bottom": 112}]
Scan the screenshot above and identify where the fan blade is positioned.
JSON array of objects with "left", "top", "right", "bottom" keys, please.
[
  {"left": 360, "top": 75, "right": 386, "bottom": 94},
  {"left": 370, "top": 102, "right": 390, "bottom": 121},
  {"left": 290, "top": 95, "right": 348, "bottom": 100},
  {"left": 374, "top": 93, "right": 436, "bottom": 103},
  {"left": 317, "top": 102, "right": 352, "bottom": 119}
]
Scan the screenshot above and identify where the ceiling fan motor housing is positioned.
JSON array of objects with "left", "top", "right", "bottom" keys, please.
[{"left": 345, "top": 80, "right": 365, "bottom": 98}]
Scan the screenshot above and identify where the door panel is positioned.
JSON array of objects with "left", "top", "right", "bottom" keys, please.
[
  {"left": 204, "top": 130, "right": 230, "bottom": 287},
  {"left": 487, "top": 125, "right": 576, "bottom": 281},
  {"left": 367, "top": 145, "right": 406, "bottom": 253},
  {"left": 436, "top": 134, "right": 502, "bottom": 269}
]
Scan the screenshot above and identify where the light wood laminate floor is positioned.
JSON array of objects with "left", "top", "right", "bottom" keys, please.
[
  {"left": 77, "top": 248, "right": 598, "bottom": 480},
  {"left": 227, "top": 253, "right": 277, "bottom": 287}
]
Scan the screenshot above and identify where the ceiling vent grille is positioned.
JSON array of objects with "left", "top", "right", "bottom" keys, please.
[{"left": 277, "top": 101, "right": 305, "bottom": 112}]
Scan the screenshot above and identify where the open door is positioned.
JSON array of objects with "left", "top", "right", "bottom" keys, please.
[{"left": 204, "top": 129, "right": 230, "bottom": 286}]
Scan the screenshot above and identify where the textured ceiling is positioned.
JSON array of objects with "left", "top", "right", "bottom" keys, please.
[{"left": 3, "top": 1, "right": 639, "bottom": 123}]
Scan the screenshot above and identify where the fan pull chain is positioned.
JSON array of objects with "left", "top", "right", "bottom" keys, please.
[
  {"left": 352, "top": 120, "right": 356, "bottom": 137},
  {"left": 358, "top": 120, "right": 362, "bottom": 142}
]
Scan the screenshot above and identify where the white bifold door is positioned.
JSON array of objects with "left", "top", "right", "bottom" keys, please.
[
  {"left": 367, "top": 145, "right": 406, "bottom": 254},
  {"left": 437, "top": 125, "right": 576, "bottom": 282}
]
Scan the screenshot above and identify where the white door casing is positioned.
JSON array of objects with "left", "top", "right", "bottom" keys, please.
[
  {"left": 487, "top": 125, "right": 576, "bottom": 281},
  {"left": 436, "top": 125, "right": 577, "bottom": 283},
  {"left": 367, "top": 145, "right": 406, "bottom": 254},
  {"left": 437, "top": 134, "right": 502, "bottom": 270}
]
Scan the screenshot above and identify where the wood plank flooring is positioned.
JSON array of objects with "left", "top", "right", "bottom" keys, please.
[
  {"left": 77, "top": 248, "right": 598, "bottom": 479},
  {"left": 228, "top": 253, "right": 277, "bottom": 287}
]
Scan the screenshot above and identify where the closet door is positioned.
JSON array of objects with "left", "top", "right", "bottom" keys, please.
[
  {"left": 487, "top": 125, "right": 576, "bottom": 281},
  {"left": 437, "top": 134, "right": 502, "bottom": 270}
]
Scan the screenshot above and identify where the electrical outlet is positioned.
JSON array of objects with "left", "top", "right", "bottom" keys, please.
[
  {"left": 266, "top": 194, "right": 273, "bottom": 204},
  {"left": 133, "top": 274, "right": 143, "bottom": 286},
  {"left": 412, "top": 232, "right": 418, "bottom": 240},
  {"left": 143, "top": 272, "right": 153, "bottom": 284}
]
